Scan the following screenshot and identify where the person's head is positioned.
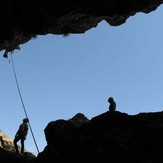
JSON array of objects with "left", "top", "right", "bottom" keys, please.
[
  {"left": 23, "top": 118, "right": 29, "bottom": 123},
  {"left": 108, "top": 97, "right": 115, "bottom": 103}
]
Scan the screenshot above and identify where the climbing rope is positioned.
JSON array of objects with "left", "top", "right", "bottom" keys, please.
[{"left": 10, "top": 53, "right": 40, "bottom": 154}]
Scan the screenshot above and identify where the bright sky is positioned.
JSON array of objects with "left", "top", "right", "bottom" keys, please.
[{"left": 1, "top": 5, "right": 163, "bottom": 154}]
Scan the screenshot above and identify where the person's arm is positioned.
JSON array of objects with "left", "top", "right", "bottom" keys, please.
[
  {"left": 23, "top": 124, "right": 28, "bottom": 137},
  {"left": 113, "top": 102, "right": 116, "bottom": 111}
]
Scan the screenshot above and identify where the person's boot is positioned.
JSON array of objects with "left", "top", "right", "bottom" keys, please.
[{"left": 15, "top": 149, "right": 19, "bottom": 154}]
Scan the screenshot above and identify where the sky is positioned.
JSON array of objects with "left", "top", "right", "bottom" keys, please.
[{"left": 1, "top": 5, "right": 163, "bottom": 155}]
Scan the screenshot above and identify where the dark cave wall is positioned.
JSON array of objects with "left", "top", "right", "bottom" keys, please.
[{"left": 0, "top": 0, "right": 163, "bottom": 53}]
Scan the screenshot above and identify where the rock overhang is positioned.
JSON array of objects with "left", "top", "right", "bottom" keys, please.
[{"left": 0, "top": 0, "right": 163, "bottom": 56}]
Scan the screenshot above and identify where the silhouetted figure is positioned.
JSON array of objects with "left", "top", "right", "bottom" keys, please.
[
  {"left": 13, "top": 118, "right": 29, "bottom": 153},
  {"left": 108, "top": 97, "right": 117, "bottom": 127},
  {"left": 108, "top": 97, "right": 116, "bottom": 112}
]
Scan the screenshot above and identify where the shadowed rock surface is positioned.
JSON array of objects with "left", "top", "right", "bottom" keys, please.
[
  {"left": 0, "top": 130, "right": 36, "bottom": 162},
  {"left": 0, "top": 0, "right": 163, "bottom": 54},
  {"left": 1, "top": 111, "right": 163, "bottom": 162},
  {"left": 37, "top": 111, "right": 163, "bottom": 162}
]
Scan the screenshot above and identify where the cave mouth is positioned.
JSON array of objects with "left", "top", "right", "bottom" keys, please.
[{"left": 0, "top": 0, "right": 162, "bottom": 55}]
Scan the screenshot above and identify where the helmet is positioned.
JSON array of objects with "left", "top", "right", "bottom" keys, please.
[{"left": 23, "top": 118, "right": 29, "bottom": 123}]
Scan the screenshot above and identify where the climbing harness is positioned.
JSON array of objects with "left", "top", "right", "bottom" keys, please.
[{"left": 10, "top": 53, "right": 40, "bottom": 154}]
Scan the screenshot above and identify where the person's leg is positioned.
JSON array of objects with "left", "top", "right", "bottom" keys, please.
[
  {"left": 13, "top": 137, "right": 20, "bottom": 153},
  {"left": 20, "top": 139, "right": 25, "bottom": 153}
]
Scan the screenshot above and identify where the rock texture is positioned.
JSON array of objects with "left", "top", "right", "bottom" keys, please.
[
  {"left": 0, "top": 0, "right": 163, "bottom": 56},
  {"left": 0, "top": 130, "right": 15, "bottom": 151},
  {"left": 0, "top": 130, "right": 36, "bottom": 162},
  {"left": 1, "top": 111, "right": 163, "bottom": 162},
  {"left": 0, "top": 147, "right": 36, "bottom": 163},
  {"left": 35, "top": 111, "right": 163, "bottom": 163}
]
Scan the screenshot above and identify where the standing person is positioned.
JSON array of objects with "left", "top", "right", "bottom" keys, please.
[
  {"left": 108, "top": 97, "right": 116, "bottom": 112},
  {"left": 13, "top": 118, "right": 29, "bottom": 154},
  {"left": 108, "top": 97, "right": 117, "bottom": 126}
]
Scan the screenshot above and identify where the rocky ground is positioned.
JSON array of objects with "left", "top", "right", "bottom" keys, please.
[{"left": 1, "top": 111, "right": 163, "bottom": 163}]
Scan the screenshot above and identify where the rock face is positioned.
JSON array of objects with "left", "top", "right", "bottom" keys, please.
[
  {"left": 1, "top": 111, "right": 163, "bottom": 163},
  {"left": 0, "top": 130, "right": 15, "bottom": 151},
  {"left": 34, "top": 111, "right": 163, "bottom": 163},
  {"left": 0, "top": 0, "right": 163, "bottom": 54},
  {"left": 0, "top": 130, "right": 36, "bottom": 162},
  {"left": 68, "top": 112, "right": 89, "bottom": 127}
]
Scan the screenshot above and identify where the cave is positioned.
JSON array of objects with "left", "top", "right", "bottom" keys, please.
[{"left": 0, "top": 0, "right": 163, "bottom": 55}]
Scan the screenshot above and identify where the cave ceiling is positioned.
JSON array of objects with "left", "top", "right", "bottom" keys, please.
[{"left": 0, "top": 0, "right": 163, "bottom": 58}]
